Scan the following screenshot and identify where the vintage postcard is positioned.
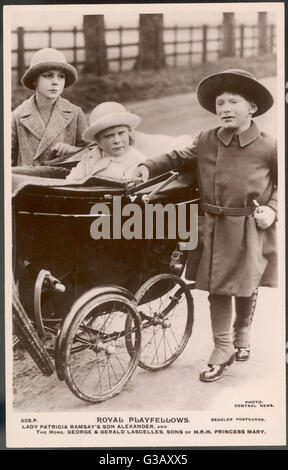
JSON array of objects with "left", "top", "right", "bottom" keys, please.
[{"left": 3, "top": 2, "right": 286, "bottom": 449}]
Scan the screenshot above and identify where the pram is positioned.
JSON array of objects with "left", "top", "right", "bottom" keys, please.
[{"left": 12, "top": 162, "right": 200, "bottom": 404}]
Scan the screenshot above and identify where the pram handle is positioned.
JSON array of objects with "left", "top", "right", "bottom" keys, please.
[
  {"left": 126, "top": 170, "right": 179, "bottom": 201},
  {"left": 142, "top": 171, "right": 179, "bottom": 203}
]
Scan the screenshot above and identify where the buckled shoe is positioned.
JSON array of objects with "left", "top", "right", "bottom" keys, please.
[{"left": 199, "top": 354, "right": 235, "bottom": 382}]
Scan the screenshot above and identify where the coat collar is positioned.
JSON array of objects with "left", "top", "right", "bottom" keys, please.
[
  {"left": 19, "top": 95, "right": 45, "bottom": 140},
  {"left": 19, "top": 95, "right": 75, "bottom": 160},
  {"left": 217, "top": 121, "right": 260, "bottom": 147}
]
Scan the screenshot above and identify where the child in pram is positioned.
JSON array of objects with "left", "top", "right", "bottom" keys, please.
[{"left": 66, "top": 102, "right": 147, "bottom": 182}]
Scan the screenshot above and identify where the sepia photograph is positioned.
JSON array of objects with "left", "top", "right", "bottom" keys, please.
[{"left": 3, "top": 2, "right": 286, "bottom": 449}]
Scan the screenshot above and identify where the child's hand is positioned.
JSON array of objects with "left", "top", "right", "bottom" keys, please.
[
  {"left": 51, "top": 143, "right": 78, "bottom": 157},
  {"left": 130, "top": 165, "right": 150, "bottom": 182},
  {"left": 253, "top": 206, "right": 276, "bottom": 229}
]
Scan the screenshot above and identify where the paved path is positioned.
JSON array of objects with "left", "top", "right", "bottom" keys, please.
[{"left": 128, "top": 76, "right": 277, "bottom": 137}]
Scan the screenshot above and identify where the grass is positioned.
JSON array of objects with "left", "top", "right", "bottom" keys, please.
[{"left": 12, "top": 53, "right": 277, "bottom": 112}]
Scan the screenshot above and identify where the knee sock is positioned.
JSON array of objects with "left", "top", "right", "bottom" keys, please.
[{"left": 208, "top": 293, "right": 234, "bottom": 364}]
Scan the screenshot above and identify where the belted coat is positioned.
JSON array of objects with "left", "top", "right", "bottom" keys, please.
[
  {"left": 144, "top": 122, "right": 277, "bottom": 297},
  {"left": 12, "top": 95, "right": 87, "bottom": 166}
]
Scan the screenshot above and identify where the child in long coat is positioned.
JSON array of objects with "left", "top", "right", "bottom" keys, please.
[
  {"left": 12, "top": 48, "right": 87, "bottom": 167},
  {"left": 133, "top": 69, "right": 277, "bottom": 382}
]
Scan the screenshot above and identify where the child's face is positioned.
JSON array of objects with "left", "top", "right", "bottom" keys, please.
[
  {"left": 35, "top": 69, "right": 65, "bottom": 100},
  {"left": 215, "top": 92, "right": 257, "bottom": 133},
  {"left": 96, "top": 125, "right": 130, "bottom": 157}
]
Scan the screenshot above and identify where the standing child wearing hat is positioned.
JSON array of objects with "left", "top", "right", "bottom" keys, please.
[
  {"left": 12, "top": 48, "right": 87, "bottom": 167},
  {"left": 133, "top": 69, "right": 277, "bottom": 382},
  {"left": 66, "top": 101, "right": 147, "bottom": 182}
]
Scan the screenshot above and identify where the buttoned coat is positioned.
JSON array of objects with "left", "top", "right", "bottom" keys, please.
[
  {"left": 12, "top": 95, "right": 87, "bottom": 166},
  {"left": 144, "top": 122, "right": 277, "bottom": 296}
]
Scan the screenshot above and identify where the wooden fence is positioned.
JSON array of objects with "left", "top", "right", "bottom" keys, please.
[{"left": 12, "top": 13, "right": 276, "bottom": 84}]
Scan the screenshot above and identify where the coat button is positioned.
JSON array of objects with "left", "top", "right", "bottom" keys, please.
[{"left": 33, "top": 160, "right": 40, "bottom": 166}]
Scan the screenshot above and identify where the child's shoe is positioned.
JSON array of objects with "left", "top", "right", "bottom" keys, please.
[{"left": 199, "top": 354, "right": 235, "bottom": 382}]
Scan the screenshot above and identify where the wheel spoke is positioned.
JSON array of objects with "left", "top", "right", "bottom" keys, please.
[
  {"left": 95, "top": 302, "right": 117, "bottom": 340},
  {"left": 134, "top": 274, "right": 193, "bottom": 371},
  {"left": 163, "top": 329, "right": 167, "bottom": 362},
  {"left": 98, "top": 312, "right": 114, "bottom": 339},
  {"left": 96, "top": 352, "right": 103, "bottom": 393},
  {"left": 108, "top": 356, "right": 120, "bottom": 382},
  {"left": 163, "top": 329, "right": 176, "bottom": 355},
  {"left": 93, "top": 356, "right": 109, "bottom": 393},
  {"left": 152, "top": 327, "right": 160, "bottom": 364},
  {"left": 148, "top": 327, "right": 167, "bottom": 365},
  {"left": 169, "top": 322, "right": 182, "bottom": 348},
  {"left": 113, "top": 352, "right": 128, "bottom": 374},
  {"left": 107, "top": 359, "right": 112, "bottom": 391},
  {"left": 141, "top": 325, "right": 160, "bottom": 353},
  {"left": 64, "top": 294, "right": 141, "bottom": 403}
]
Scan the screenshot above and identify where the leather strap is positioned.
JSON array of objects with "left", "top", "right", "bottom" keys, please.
[{"left": 201, "top": 202, "right": 255, "bottom": 216}]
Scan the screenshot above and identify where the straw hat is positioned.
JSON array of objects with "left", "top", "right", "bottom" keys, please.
[
  {"left": 197, "top": 69, "right": 274, "bottom": 117},
  {"left": 82, "top": 102, "right": 141, "bottom": 142},
  {"left": 21, "top": 48, "right": 78, "bottom": 90}
]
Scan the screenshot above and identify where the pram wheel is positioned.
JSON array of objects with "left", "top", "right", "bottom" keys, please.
[
  {"left": 62, "top": 293, "right": 142, "bottom": 403},
  {"left": 126, "top": 273, "right": 193, "bottom": 371}
]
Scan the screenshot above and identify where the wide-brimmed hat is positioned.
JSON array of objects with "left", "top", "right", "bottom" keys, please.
[
  {"left": 82, "top": 102, "right": 141, "bottom": 142},
  {"left": 21, "top": 48, "right": 78, "bottom": 90},
  {"left": 197, "top": 69, "right": 274, "bottom": 117}
]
